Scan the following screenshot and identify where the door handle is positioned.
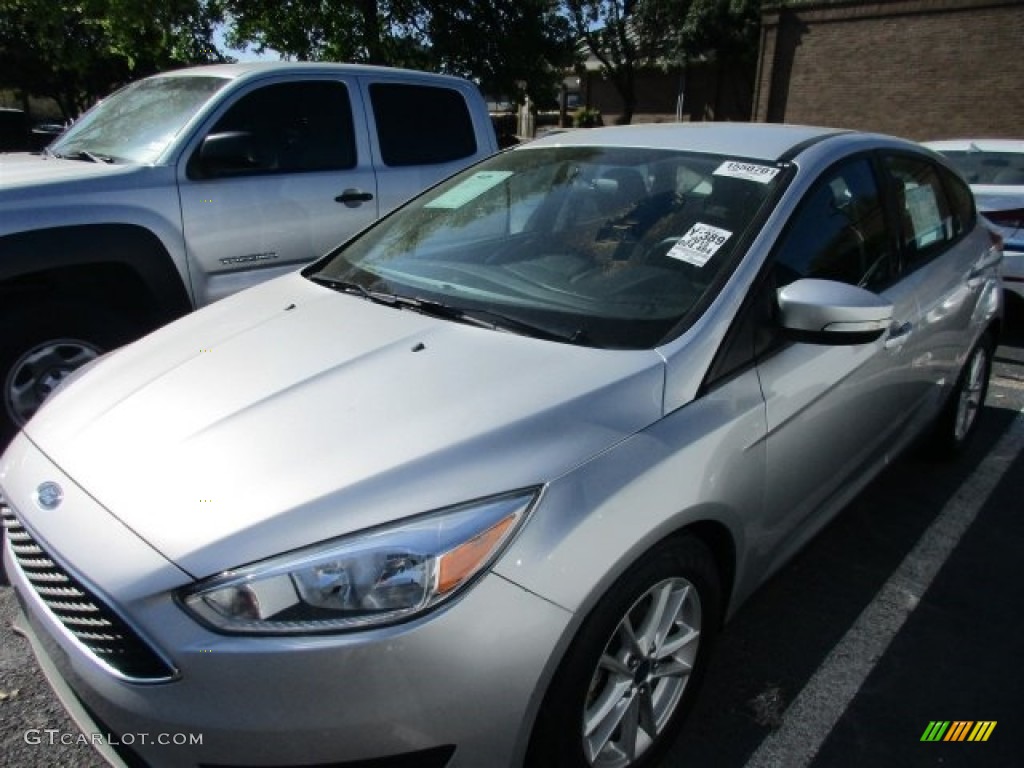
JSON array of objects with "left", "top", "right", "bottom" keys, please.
[
  {"left": 884, "top": 320, "right": 913, "bottom": 350},
  {"left": 335, "top": 189, "right": 374, "bottom": 206}
]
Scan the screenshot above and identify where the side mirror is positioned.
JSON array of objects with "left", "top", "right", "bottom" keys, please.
[
  {"left": 778, "top": 278, "right": 893, "bottom": 345},
  {"left": 192, "top": 131, "right": 270, "bottom": 177}
]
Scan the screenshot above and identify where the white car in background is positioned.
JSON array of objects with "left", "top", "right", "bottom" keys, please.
[{"left": 926, "top": 139, "right": 1024, "bottom": 309}]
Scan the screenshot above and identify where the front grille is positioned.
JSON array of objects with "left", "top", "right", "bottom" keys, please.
[{"left": 2, "top": 499, "right": 176, "bottom": 682}]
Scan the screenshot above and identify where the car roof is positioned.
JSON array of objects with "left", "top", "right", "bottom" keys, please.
[
  {"left": 522, "top": 123, "right": 852, "bottom": 162},
  {"left": 924, "top": 138, "right": 1024, "bottom": 153}
]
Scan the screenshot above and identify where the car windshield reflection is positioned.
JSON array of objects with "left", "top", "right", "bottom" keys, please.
[{"left": 312, "top": 147, "right": 786, "bottom": 349}]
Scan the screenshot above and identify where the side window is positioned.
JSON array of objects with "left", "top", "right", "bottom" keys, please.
[
  {"left": 370, "top": 83, "right": 477, "bottom": 166},
  {"left": 938, "top": 163, "right": 976, "bottom": 237},
  {"left": 884, "top": 155, "right": 956, "bottom": 271},
  {"left": 194, "top": 81, "right": 356, "bottom": 177},
  {"left": 775, "top": 158, "right": 894, "bottom": 290}
]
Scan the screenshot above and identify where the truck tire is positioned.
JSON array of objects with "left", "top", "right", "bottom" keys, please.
[{"left": 1, "top": 302, "right": 141, "bottom": 447}]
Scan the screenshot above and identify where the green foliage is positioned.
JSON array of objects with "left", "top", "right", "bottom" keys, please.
[
  {"left": 223, "top": 0, "right": 413, "bottom": 65},
  {"left": 427, "top": 0, "right": 574, "bottom": 105},
  {"left": 0, "top": 0, "right": 226, "bottom": 118},
  {"left": 677, "top": 0, "right": 762, "bottom": 64},
  {"left": 1, "top": 0, "right": 757, "bottom": 122},
  {"left": 224, "top": 1, "right": 575, "bottom": 104},
  {"left": 571, "top": 106, "right": 602, "bottom": 128}
]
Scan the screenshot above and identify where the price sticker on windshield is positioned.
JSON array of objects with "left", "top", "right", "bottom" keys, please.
[
  {"left": 713, "top": 160, "right": 780, "bottom": 184},
  {"left": 667, "top": 223, "right": 732, "bottom": 267},
  {"left": 425, "top": 171, "right": 514, "bottom": 209}
]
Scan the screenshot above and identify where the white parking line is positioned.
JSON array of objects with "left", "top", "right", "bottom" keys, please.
[{"left": 743, "top": 404, "right": 1024, "bottom": 768}]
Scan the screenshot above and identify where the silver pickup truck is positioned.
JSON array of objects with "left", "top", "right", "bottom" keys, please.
[{"left": 0, "top": 62, "right": 498, "bottom": 442}]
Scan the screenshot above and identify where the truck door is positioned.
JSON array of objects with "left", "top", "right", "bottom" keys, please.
[
  {"left": 361, "top": 79, "right": 490, "bottom": 215},
  {"left": 178, "top": 77, "right": 378, "bottom": 306}
]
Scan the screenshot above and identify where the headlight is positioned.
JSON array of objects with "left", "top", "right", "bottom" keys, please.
[{"left": 180, "top": 489, "right": 538, "bottom": 634}]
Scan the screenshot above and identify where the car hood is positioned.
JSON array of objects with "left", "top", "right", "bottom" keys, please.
[
  {"left": 27, "top": 273, "right": 666, "bottom": 578},
  {"left": 0, "top": 151, "right": 134, "bottom": 192}
]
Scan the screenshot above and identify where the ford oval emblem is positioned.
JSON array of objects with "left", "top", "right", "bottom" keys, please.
[{"left": 35, "top": 482, "right": 64, "bottom": 511}]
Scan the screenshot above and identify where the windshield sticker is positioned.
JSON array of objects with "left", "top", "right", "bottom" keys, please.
[
  {"left": 425, "top": 171, "right": 514, "bottom": 209},
  {"left": 667, "top": 223, "right": 732, "bottom": 267},
  {"left": 713, "top": 160, "right": 780, "bottom": 184}
]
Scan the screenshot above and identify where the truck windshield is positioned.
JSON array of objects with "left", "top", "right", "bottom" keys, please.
[{"left": 50, "top": 76, "right": 228, "bottom": 165}]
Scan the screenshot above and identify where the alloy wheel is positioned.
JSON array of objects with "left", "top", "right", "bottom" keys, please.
[
  {"left": 5, "top": 339, "right": 101, "bottom": 427},
  {"left": 954, "top": 345, "right": 988, "bottom": 442},
  {"left": 582, "top": 577, "right": 702, "bottom": 767}
]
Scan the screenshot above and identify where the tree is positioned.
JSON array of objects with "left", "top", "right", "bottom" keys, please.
[
  {"left": 427, "top": 0, "right": 574, "bottom": 106},
  {"left": 561, "top": 0, "right": 684, "bottom": 125},
  {"left": 225, "top": 1, "right": 574, "bottom": 105},
  {"left": 563, "top": 0, "right": 761, "bottom": 124},
  {"left": 670, "top": 0, "right": 762, "bottom": 119},
  {"left": 223, "top": 0, "right": 423, "bottom": 65},
  {"left": 0, "top": 0, "right": 226, "bottom": 119}
]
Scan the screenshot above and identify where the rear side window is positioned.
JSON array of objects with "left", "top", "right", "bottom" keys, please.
[
  {"left": 938, "top": 164, "right": 976, "bottom": 234},
  {"left": 884, "top": 155, "right": 957, "bottom": 271},
  {"left": 370, "top": 83, "right": 477, "bottom": 167}
]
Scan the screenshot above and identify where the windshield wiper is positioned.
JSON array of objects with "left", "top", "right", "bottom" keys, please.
[
  {"left": 423, "top": 301, "right": 587, "bottom": 344},
  {"left": 51, "top": 149, "right": 115, "bottom": 164},
  {"left": 308, "top": 274, "right": 403, "bottom": 307},
  {"left": 308, "top": 273, "right": 588, "bottom": 344}
]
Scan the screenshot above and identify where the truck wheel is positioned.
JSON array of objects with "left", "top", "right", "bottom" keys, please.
[{"left": 0, "top": 303, "right": 139, "bottom": 446}]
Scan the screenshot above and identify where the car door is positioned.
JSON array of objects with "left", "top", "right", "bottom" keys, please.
[
  {"left": 880, "top": 153, "right": 990, "bottom": 404},
  {"left": 753, "top": 155, "right": 932, "bottom": 557},
  {"left": 178, "top": 77, "right": 379, "bottom": 306}
]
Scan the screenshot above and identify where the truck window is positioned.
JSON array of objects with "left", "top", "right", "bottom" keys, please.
[
  {"left": 369, "top": 83, "right": 477, "bottom": 167},
  {"left": 203, "top": 81, "right": 357, "bottom": 175}
]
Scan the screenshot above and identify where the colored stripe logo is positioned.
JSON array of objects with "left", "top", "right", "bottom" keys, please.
[{"left": 921, "top": 721, "right": 996, "bottom": 742}]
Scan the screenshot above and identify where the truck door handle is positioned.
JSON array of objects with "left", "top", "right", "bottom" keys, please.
[{"left": 335, "top": 189, "right": 374, "bottom": 206}]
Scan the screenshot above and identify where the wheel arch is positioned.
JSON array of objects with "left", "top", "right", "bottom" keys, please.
[
  {"left": 0, "top": 224, "right": 193, "bottom": 326},
  {"left": 519, "top": 520, "right": 732, "bottom": 767}
]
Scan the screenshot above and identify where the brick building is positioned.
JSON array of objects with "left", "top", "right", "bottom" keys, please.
[{"left": 753, "top": 0, "right": 1024, "bottom": 140}]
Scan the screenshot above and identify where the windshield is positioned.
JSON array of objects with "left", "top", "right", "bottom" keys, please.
[
  {"left": 311, "top": 146, "right": 783, "bottom": 349},
  {"left": 50, "top": 75, "right": 229, "bottom": 164},
  {"left": 939, "top": 149, "right": 1024, "bottom": 186}
]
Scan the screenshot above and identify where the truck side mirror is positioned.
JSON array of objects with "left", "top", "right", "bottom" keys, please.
[{"left": 191, "top": 131, "right": 273, "bottom": 178}]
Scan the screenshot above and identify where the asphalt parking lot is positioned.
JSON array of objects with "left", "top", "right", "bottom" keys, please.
[{"left": 2, "top": 321, "right": 1022, "bottom": 768}]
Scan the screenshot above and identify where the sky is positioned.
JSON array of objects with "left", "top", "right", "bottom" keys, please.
[{"left": 214, "top": 25, "right": 279, "bottom": 62}]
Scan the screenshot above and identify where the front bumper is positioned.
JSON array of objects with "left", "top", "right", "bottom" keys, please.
[{"left": 2, "top": 434, "right": 571, "bottom": 767}]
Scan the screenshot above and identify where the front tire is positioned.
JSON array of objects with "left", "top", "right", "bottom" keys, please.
[
  {"left": 0, "top": 302, "right": 140, "bottom": 446},
  {"left": 527, "top": 536, "right": 722, "bottom": 768}
]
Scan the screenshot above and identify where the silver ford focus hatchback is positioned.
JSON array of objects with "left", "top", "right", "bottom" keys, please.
[{"left": 1, "top": 124, "right": 1002, "bottom": 768}]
